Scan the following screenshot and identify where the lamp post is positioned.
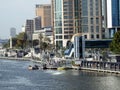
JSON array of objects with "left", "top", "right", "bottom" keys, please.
[
  {"left": 10, "top": 27, "right": 16, "bottom": 49},
  {"left": 10, "top": 36, "right": 12, "bottom": 49}
]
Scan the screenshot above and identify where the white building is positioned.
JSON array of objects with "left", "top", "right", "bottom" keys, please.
[{"left": 32, "top": 27, "right": 53, "bottom": 44}]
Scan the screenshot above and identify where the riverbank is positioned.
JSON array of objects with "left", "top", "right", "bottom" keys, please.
[
  {"left": 0, "top": 57, "right": 31, "bottom": 61},
  {"left": 81, "top": 67, "right": 120, "bottom": 74},
  {"left": 0, "top": 57, "right": 120, "bottom": 75}
]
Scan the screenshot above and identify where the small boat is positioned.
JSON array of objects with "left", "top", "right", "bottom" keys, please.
[
  {"left": 43, "top": 64, "right": 47, "bottom": 70},
  {"left": 72, "top": 65, "right": 81, "bottom": 70},
  {"left": 57, "top": 67, "right": 65, "bottom": 70},
  {"left": 28, "top": 65, "right": 39, "bottom": 70}
]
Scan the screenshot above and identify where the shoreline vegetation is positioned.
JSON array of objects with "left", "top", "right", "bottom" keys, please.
[{"left": 0, "top": 56, "right": 120, "bottom": 75}]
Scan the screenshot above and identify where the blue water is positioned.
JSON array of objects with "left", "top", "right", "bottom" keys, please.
[{"left": 0, "top": 59, "right": 120, "bottom": 90}]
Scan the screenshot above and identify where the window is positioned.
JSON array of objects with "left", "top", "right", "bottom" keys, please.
[
  {"left": 96, "top": 34, "right": 99, "bottom": 39},
  {"left": 64, "top": 35, "right": 69, "bottom": 39},
  {"left": 91, "top": 26, "right": 94, "bottom": 32},
  {"left": 96, "top": 26, "right": 99, "bottom": 33},
  {"left": 96, "top": 18, "right": 99, "bottom": 24},
  {"left": 55, "top": 28, "right": 62, "bottom": 34},
  {"left": 91, "top": 34, "right": 94, "bottom": 39},
  {"left": 91, "top": 18, "right": 93, "bottom": 24},
  {"left": 82, "top": 26, "right": 88, "bottom": 33},
  {"left": 82, "top": 17, "right": 88, "bottom": 24},
  {"left": 84, "top": 35, "right": 87, "bottom": 39},
  {"left": 56, "top": 35, "right": 62, "bottom": 39}
]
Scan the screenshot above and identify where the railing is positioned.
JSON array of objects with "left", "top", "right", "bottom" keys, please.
[{"left": 81, "top": 61, "right": 120, "bottom": 72}]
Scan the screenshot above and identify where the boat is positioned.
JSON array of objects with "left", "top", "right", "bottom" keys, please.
[
  {"left": 28, "top": 65, "right": 39, "bottom": 70},
  {"left": 72, "top": 65, "right": 81, "bottom": 70},
  {"left": 57, "top": 67, "right": 65, "bottom": 70},
  {"left": 42, "top": 64, "right": 47, "bottom": 69}
]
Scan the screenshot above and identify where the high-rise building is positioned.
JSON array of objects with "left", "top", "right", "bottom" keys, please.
[
  {"left": 105, "top": 0, "right": 120, "bottom": 38},
  {"left": 10, "top": 27, "right": 16, "bottom": 37},
  {"left": 25, "top": 19, "right": 34, "bottom": 41},
  {"left": 81, "top": 0, "right": 103, "bottom": 40},
  {"left": 22, "top": 25, "right": 26, "bottom": 32},
  {"left": 107, "top": 0, "right": 120, "bottom": 28},
  {"left": 34, "top": 16, "right": 42, "bottom": 31},
  {"left": 51, "top": 0, "right": 81, "bottom": 47},
  {"left": 10, "top": 27, "right": 16, "bottom": 48},
  {"left": 52, "top": 0, "right": 103, "bottom": 47},
  {"left": 35, "top": 4, "right": 51, "bottom": 28}
]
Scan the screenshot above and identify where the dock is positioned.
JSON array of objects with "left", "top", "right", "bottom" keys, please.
[{"left": 81, "top": 68, "right": 120, "bottom": 74}]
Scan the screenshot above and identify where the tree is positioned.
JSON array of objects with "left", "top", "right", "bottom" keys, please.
[
  {"left": 33, "top": 39, "right": 39, "bottom": 47},
  {"left": 3, "top": 32, "right": 28, "bottom": 49},
  {"left": 44, "top": 36, "right": 51, "bottom": 43},
  {"left": 15, "top": 32, "right": 27, "bottom": 49},
  {"left": 12, "top": 37, "right": 17, "bottom": 48},
  {"left": 38, "top": 33, "right": 43, "bottom": 49},
  {"left": 42, "top": 42, "right": 48, "bottom": 51},
  {"left": 110, "top": 31, "right": 120, "bottom": 54}
]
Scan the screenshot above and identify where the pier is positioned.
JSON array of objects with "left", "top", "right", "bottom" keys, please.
[{"left": 81, "top": 60, "right": 120, "bottom": 74}]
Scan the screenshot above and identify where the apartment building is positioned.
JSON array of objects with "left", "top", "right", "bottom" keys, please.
[
  {"left": 36, "top": 4, "right": 51, "bottom": 28},
  {"left": 51, "top": 0, "right": 81, "bottom": 47}
]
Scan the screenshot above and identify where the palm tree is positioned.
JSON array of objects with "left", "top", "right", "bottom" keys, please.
[
  {"left": 44, "top": 36, "right": 51, "bottom": 43},
  {"left": 38, "top": 33, "right": 43, "bottom": 49}
]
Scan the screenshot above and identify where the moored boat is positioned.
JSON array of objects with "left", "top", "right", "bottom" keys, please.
[{"left": 28, "top": 65, "right": 39, "bottom": 70}]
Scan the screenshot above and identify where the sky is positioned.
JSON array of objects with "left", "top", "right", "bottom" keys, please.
[{"left": 0, "top": 0, "right": 50, "bottom": 39}]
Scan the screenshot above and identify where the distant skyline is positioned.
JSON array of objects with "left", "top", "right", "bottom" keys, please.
[{"left": 0, "top": 0, "right": 50, "bottom": 39}]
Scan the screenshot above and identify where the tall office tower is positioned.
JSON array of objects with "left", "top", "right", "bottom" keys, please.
[
  {"left": 10, "top": 27, "right": 16, "bottom": 38},
  {"left": 81, "top": 0, "right": 103, "bottom": 40},
  {"left": 25, "top": 19, "right": 34, "bottom": 41},
  {"left": 22, "top": 25, "right": 26, "bottom": 32},
  {"left": 34, "top": 16, "right": 41, "bottom": 31},
  {"left": 51, "top": 0, "right": 81, "bottom": 47},
  {"left": 35, "top": 4, "right": 51, "bottom": 28},
  {"left": 10, "top": 27, "right": 16, "bottom": 48},
  {"left": 105, "top": 0, "right": 120, "bottom": 38}
]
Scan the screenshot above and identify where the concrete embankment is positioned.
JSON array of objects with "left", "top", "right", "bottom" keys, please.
[
  {"left": 81, "top": 67, "right": 120, "bottom": 74},
  {"left": 0, "top": 57, "right": 31, "bottom": 61}
]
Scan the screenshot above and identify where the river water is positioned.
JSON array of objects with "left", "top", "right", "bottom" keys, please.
[{"left": 0, "top": 59, "right": 120, "bottom": 90}]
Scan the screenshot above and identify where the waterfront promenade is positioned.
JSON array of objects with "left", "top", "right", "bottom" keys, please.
[
  {"left": 81, "top": 60, "right": 120, "bottom": 74},
  {"left": 0, "top": 56, "right": 120, "bottom": 75}
]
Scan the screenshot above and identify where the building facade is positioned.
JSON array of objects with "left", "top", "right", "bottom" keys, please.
[
  {"left": 25, "top": 19, "right": 34, "bottom": 41},
  {"left": 105, "top": 0, "right": 120, "bottom": 38},
  {"left": 32, "top": 27, "right": 53, "bottom": 44},
  {"left": 81, "top": 0, "right": 103, "bottom": 40},
  {"left": 52, "top": 0, "right": 81, "bottom": 47},
  {"left": 35, "top": 4, "right": 51, "bottom": 28},
  {"left": 34, "top": 16, "right": 42, "bottom": 31},
  {"left": 52, "top": 0, "right": 103, "bottom": 47}
]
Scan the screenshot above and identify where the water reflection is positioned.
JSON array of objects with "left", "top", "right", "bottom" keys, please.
[{"left": 45, "top": 70, "right": 65, "bottom": 75}]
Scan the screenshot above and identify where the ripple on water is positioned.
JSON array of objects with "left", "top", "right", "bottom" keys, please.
[{"left": 44, "top": 70, "right": 66, "bottom": 75}]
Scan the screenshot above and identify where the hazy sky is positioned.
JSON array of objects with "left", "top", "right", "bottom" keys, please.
[{"left": 0, "top": 0, "right": 50, "bottom": 39}]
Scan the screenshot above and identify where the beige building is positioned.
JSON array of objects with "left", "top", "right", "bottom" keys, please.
[
  {"left": 52, "top": 0, "right": 103, "bottom": 47},
  {"left": 35, "top": 4, "right": 51, "bottom": 28},
  {"left": 51, "top": 0, "right": 81, "bottom": 47}
]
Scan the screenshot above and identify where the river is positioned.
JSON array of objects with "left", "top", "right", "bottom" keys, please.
[{"left": 0, "top": 59, "right": 120, "bottom": 90}]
